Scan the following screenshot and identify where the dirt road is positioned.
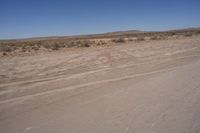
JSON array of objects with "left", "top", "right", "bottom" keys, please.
[{"left": 0, "top": 36, "right": 200, "bottom": 133}]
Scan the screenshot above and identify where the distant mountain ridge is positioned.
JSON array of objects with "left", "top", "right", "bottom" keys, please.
[{"left": 0, "top": 27, "right": 200, "bottom": 42}]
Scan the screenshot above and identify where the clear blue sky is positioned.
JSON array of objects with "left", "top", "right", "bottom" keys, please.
[{"left": 0, "top": 0, "right": 200, "bottom": 39}]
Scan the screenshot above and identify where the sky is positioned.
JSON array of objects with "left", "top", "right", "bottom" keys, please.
[{"left": 0, "top": 0, "right": 200, "bottom": 39}]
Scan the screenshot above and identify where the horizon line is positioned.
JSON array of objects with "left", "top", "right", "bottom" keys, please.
[{"left": 1, "top": 26, "right": 199, "bottom": 41}]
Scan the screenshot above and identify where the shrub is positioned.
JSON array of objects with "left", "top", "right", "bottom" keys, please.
[
  {"left": 67, "top": 41, "right": 77, "bottom": 48},
  {"left": 128, "top": 38, "right": 133, "bottom": 41},
  {"left": 1, "top": 46, "right": 12, "bottom": 52},
  {"left": 51, "top": 43, "right": 61, "bottom": 50},
  {"left": 3, "top": 52, "right": 7, "bottom": 56},
  {"left": 196, "top": 31, "right": 200, "bottom": 34},
  {"left": 136, "top": 37, "right": 144, "bottom": 41},
  {"left": 150, "top": 36, "right": 159, "bottom": 40},
  {"left": 82, "top": 40, "right": 91, "bottom": 47},
  {"left": 97, "top": 40, "right": 107, "bottom": 46},
  {"left": 111, "top": 37, "right": 126, "bottom": 43},
  {"left": 77, "top": 40, "right": 92, "bottom": 47},
  {"left": 184, "top": 33, "right": 192, "bottom": 37},
  {"left": 32, "top": 46, "right": 40, "bottom": 51}
]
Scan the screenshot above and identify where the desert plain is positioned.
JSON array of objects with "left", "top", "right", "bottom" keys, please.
[{"left": 0, "top": 29, "right": 200, "bottom": 133}]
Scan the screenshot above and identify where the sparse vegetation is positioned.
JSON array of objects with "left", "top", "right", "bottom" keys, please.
[
  {"left": 1, "top": 46, "right": 12, "bottom": 52},
  {"left": 78, "top": 40, "right": 92, "bottom": 47},
  {"left": 150, "top": 36, "right": 161, "bottom": 40},
  {"left": 2, "top": 52, "right": 7, "bottom": 56},
  {"left": 111, "top": 37, "right": 126, "bottom": 43},
  {"left": 97, "top": 40, "right": 107, "bottom": 46},
  {"left": 0, "top": 28, "right": 199, "bottom": 56},
  {"left": 136, "top": 37, "right": 145, "bottom": 41},
  {"left": 128, "top": 38, "right": 133, "bottom": 41},
  {"left": 184, "top": 33, "right": 193, "bottom": 37}
]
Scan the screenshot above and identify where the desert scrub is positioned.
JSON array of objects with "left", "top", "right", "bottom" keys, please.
[
  {"left": 31, "top": 45, "right": 40, "bottom": 51},
  {"left": 150, "top": 36, "right": 162, "bottom": 40},
  {"left": 67, "top": 41, "right": 77, "bottom": 48},
  {"left": 184, "top": 33, "right": 193, "bottom": 37},
  {"left": 51, "top": 43, "right": 66, "bottom": 50},
  {"left": 128, "top": 38, "right": 133, "bottom": 41},
  {"left": 0, "top": 46, "right": 12, "bottom": 52},
  {"left": 97, "top": 40, "right": 107, "bottom": 46},
  {"left": 76, "top": 40, "right": 94, "bottom": 47},
  {"left": 136, "top": 37, "right": 145, "bottom": 41},
  {"left": 111, "top": 37, "right": 126, "bottom": 43}
]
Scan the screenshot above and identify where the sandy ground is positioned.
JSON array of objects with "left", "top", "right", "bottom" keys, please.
[{"left": 0, "top": 35, "right": 200, "bottom": 133}]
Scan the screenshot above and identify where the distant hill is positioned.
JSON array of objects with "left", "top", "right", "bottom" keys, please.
[
  {"left": 0, "top": 27, "right": 200, "bottom": 42},
  {"left": 0, "top": 27, "right": 200, "bottom": 57}
]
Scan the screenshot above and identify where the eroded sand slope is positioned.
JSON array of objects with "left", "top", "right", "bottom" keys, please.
[{"left": 0, "top": 36, "right": 200, "bottom": 133}]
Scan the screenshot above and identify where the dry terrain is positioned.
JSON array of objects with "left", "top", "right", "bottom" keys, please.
[{"left": 0, "top": 31, "right": 200, "bottom": 133}]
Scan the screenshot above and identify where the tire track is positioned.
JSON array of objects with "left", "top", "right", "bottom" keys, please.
[
  {"left": 0, "top": 66, "right": 179, "bottom": 104},
  {"left": 0, "top": 54, "right": 199, "bottom": 88}
]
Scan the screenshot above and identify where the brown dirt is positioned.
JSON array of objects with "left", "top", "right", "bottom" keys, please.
[{"left": 0, "top": 35, "right": 200, "bottom": 133}]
